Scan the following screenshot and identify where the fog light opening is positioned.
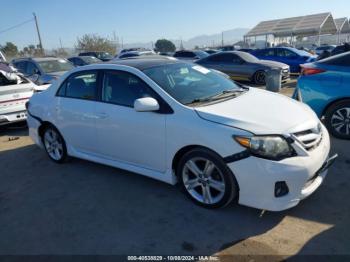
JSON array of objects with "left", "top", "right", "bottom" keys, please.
[{"left": 275, "top": 181, "right": 289, "bottom": 198}]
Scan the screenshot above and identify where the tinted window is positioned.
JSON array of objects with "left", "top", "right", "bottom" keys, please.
[
  {"left": 208, "top": 53, "right": 235, "bottom": 62},
  {"left": 258, "top": 49, "right": 275, "bottom": 56},
  {"left": 102, "top": 70, "right": 155, "bottom": 107},
  {"left": 119, "top": 53, "right": 139, "bottom": 59},
  {"left": 320, "top": 52, "right": 350, "bottom": 66},
  {"left": 174, "top": 51, "right": 195, "bottom": 58},
  {"left": 58, "top": 71, "right": 97, "bottom": 100},
  {"left": 276, "top": 49, "right": 297, "bottom": 58}
]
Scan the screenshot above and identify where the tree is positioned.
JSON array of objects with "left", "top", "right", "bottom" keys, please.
[
  {"left": 155, "top": 39, "right": 176, "bottom": 53},
  {"left": 0, "top": 42, "right": 18, "bottom": 58},
  {"left": 53, "top": 48, "right": 68, "bottom": 57},
  {"left": 21, "top": 44, "right": 43, "bottom": 57},
  {"left": 75, "top": 34, "right": 116, "bottom": 55}
]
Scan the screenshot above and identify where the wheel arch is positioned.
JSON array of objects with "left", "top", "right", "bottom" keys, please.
[
  {"left": 38, "top": 121, "right": 62, "bottom": 139},
  {"left": 172, "top": 145, "right": 225, "bottom": 177},
  {"left": 322, "top": 97, "right": 350, "bottom": 117}
]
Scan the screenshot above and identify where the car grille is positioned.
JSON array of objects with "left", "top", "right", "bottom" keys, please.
[{"left": 292, "top": 124, "right": 323, "bottom": 151}]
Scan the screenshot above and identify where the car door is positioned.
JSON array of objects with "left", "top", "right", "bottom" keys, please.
[
  {"left": 55, "top": 70, "right": 99, "bottom": 154},
  {"left": 94, "top": 69, "right": 167, "bottom": 172}
]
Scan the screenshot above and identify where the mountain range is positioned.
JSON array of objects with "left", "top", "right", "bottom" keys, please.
[{"left": 123, "top": 28, "right": 250, "bottom": 49}]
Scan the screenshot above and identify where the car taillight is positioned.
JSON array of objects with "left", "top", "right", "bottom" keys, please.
[{"left": 301, "top": 67, "right": 326, "bottom": 76}]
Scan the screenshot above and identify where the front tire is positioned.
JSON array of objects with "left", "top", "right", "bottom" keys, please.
[
  {"left": 325, "top": 100, "right": 350, "bottom": 139},
  {"left": 42, "top": 125, "right": 67, "bottom": 163},
  {"left": 253, "top": 70, "right": 266, "bottom": 85},
  {"left": 177, "top": 148, "right": 238, "bottom": 209}
]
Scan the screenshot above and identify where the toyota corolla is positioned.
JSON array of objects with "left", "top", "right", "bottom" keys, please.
[{"left": 26, "top": 58, "right": 336, "bottom": 211}]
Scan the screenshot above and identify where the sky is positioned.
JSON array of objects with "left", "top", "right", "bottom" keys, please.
[{"left": 1, "top": 0, "right": 350, "bottom": 49}]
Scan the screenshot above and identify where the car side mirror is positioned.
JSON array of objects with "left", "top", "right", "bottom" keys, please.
[{"left": 134, "top": 97, "right": 160, "bottom": 112}]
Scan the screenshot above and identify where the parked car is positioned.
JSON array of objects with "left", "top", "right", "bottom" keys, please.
[
  {"left": 0, "top": 70, "right": 36, "bottom": 125},
  {"left": 67, "top": 56, "right": 101, "bottom": 67},
  {"left": 294, "top": 51, "right": 350, "bottom": 139},
  {"left": 173, "top": 50, "right": 209, "bottom": 61},
  {"left": 12, "top": 57, "right": 74, "bottom": 85},
  {"left": 78, "top": 51, "right": 113, "bottom": 61},
  {"left": 26, "top": 58, "right": 335, "bottom": 211},
  {"left": 196, "top": 51, "right": 290, "bottom": 85},
  {"left": 251, "top": 47, "right": 317, "bottom": 73},
  {"left": 315, "top": 45, "right": 336, "bottom": 56},
  {"left": 331, "top": 43, "right": 350, "bottom": 56}
]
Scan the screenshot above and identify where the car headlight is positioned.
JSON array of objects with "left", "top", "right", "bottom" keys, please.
[{"left": 234, "top": 136, "right": 296, "bottom": 160}]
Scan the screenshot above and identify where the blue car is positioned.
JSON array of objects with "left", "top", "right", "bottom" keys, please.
[
  {"left": 294, "top": 52, "right": 350, "bottom": 139},
  {"left": 251, "top": 47, "right": 316, "bottom": 73}
]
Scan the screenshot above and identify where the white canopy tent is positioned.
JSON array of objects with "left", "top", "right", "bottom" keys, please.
[{"left": 244, "top": 13, "right": 338, "bottom": 47}]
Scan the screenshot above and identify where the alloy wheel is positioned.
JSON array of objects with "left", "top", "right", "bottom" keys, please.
[
  {"left": 182, "top": 157, "right": 226, "bottom": 205},
  {"left": 331, "top": 107, "right": 350, "bottom": 136},
  {"left": 44, "top": 128, "right": 64, "bottom": 161}
]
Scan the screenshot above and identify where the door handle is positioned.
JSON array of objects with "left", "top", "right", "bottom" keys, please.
[{"left": 96, "top": 112, "right": 108, "bottom": 119}]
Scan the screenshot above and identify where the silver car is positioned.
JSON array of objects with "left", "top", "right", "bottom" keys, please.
[
  {"left": 196, "top": 51, "right": 290, "bottom": 85},
  {"left": 12, "top": 57, "right": 74, "bottom": 85}
]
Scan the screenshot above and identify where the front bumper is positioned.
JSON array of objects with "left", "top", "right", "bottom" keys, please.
[{"left": 228, "top": 125, "right": 334, "bottom": 211}]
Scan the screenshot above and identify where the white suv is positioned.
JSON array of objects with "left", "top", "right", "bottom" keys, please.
[{"left": 26, "top": 58, "right": 336, "bottom": 211}]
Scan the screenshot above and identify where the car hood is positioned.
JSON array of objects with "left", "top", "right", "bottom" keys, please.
[
  {"left": 194, "top": 88, "right": 319, "bottom": 135},
  {"left": 258, "top": 60, "right": 289, "bottom": 69}
]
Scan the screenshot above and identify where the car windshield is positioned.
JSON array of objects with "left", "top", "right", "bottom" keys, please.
[
  {"left": 97, "top": 52, "right": 113, "bottom": 60},
  {"left": 81, "top": 56, "right": 101, "bottom": 63},
  {"left": 38, "top": 59, "right": 74, "bottom": 73},
  {"left": 195, "top": 51, "right": 209, "bottom": 59},
  {"left": 143, "top": 63, "right": 243, "bottom": 105}
]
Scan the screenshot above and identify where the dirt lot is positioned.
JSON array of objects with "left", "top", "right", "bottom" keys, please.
[{"left": 0, "top": 83, "right": 349, "bottom": 259}]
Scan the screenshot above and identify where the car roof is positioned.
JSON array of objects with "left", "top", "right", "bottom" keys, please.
[
  {"left": 107, "top": 57, "right": 182, "bottom": 70},
  {"left": 14, "top": 57, "right": 64, "bottom": 62}
]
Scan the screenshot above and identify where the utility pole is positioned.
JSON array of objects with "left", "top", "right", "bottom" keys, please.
[
  {"left": 221, "top": 32, "right": 224, "bottom": 47},
  {"left": 33, "top": 13, "right": 44, "bottom": 54}
]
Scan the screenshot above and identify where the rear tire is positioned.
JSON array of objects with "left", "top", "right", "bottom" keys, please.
[
  {"left": 177, "top": 147, "right": 238, "bottom": 209},
  {"left": 42, "top": 125, "right": 68, "bottom": 163},
  {"left": 324, "top": 99, "right": 350, "bottom": 140}
]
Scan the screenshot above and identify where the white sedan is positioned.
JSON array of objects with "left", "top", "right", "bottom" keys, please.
[{"left": 26, "top": 58, "right": 336, "bottom": 211}]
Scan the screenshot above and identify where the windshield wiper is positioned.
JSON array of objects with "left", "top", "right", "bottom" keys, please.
[{"left": 186, "top": 89, "right": 246, "bottom": 105}]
